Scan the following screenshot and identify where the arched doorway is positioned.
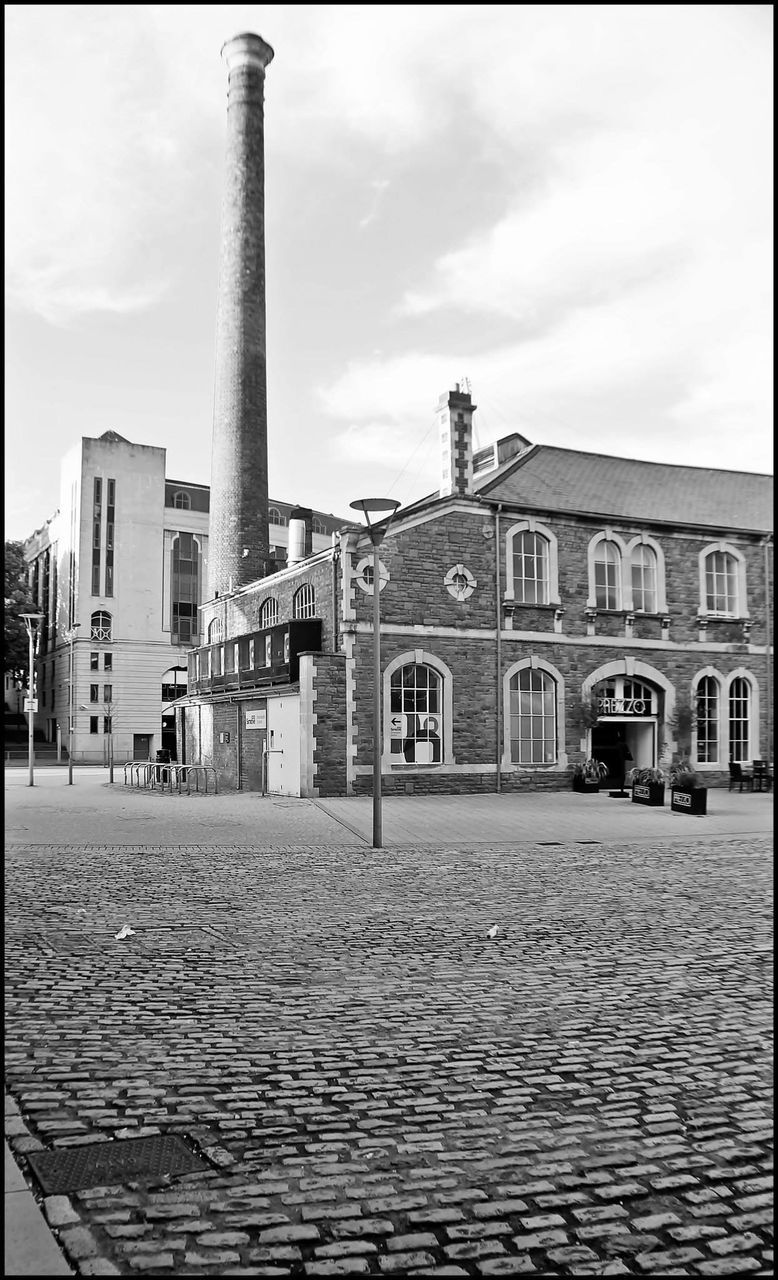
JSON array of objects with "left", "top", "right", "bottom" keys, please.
[{"left": 590, "top": 675, "right": 660, "bottom": 787}]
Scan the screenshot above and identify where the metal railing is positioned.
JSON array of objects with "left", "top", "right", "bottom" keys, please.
[{"left": 122, "top": 762, "right": 218, "bottom": 794}]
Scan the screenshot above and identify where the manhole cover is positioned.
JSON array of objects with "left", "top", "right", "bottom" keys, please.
[{"left": 26, "top": 1134, "right": 211, "bottom": 1193}]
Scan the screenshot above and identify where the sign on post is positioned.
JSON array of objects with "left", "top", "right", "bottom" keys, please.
[{"left": 24, "top": 698, "right": 38, "bottom": 712}]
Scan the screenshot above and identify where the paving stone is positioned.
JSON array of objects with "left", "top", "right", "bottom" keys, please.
[
  {"left": 695, "top": 1260, "right": 763, "bottom": 1275},
  {"left": 379, "top": 1253, "right": 437, "bottom": 1272},
  {"left": 635, "top": 1247, "right": 705, "bottom": 1269},
  {"left": 708, "top": 1233, "right": 766, "bottom": 1256}
]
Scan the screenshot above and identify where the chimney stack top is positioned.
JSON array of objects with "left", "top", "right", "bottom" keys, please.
[{"left": 221, "top": 32, "right": 275, "bottom": 73}]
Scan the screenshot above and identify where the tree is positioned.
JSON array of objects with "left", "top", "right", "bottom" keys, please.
[{"left": 4, "top": 541, "right": 36, "bottom": 683}]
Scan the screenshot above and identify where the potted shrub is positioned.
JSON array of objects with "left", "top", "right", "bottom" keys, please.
[
  {"left": 572, "top": 758, "right": 609, "bottom": 793},
  {"left": 669, "top": 758, "right": 707, "bottom": 815},
  {"left": 629, "top": 766, "right": 666, "bottom": 806}
]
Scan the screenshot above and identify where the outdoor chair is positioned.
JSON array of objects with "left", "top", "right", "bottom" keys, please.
[
  {"left": 729, "top": 761, "right": 754, "bottom": 792},
  {"left": 752, "top": 760, "right": 773, "bottom": 793}
]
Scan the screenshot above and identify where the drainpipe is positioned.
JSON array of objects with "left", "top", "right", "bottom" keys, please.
[
  {"left": 236, "top": 702, "right": 242, "bottom": 791},
  {"left": 764, "top": 535, "right": 773, "bottom": 762},
  {"left": 495, "top": 504, "right": 503, "bottom": 793},
  {"left": 331, "top": 538, "right": 340, "bottom": 652}
]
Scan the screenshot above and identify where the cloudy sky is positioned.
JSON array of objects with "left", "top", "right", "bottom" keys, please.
[{"left": 5, "top": 4, "right": 773, "bottom": 542}]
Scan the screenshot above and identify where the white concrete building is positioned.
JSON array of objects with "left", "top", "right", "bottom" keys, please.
[{"left": 23, "top": 431, "right": 344, "bottom": 763}]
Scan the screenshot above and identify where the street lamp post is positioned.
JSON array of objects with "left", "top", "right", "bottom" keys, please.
[
  {"left": 65, "top": 624, "right": 81, "bottom": 785},
  {"left": 21, "top": 613, "right": 44, "bottom": 788},
  {"left": 349, "top": 498, "right": 400, "bottom": 849}
]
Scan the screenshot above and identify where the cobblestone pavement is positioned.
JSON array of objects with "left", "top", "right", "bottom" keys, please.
[{"left": 5, "top": 835, "right": 773, "bottom": 1277}]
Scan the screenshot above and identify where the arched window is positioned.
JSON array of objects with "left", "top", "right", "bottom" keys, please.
[
  {"left": 161, "top": 666, "right": 188, "bottom": 704},
  {"left": 505, "top": 519, "right": 560, "bottom": 605},
  {"left": 728, "top": 677, "right": 750, "bottom": 762},
  {"left": 512, "top": 531, "right": 550, "bottom": 604},
  {"left": 594, "top": 539, "right": 622, "bottom": 610},
  {"left": 704, "top": 549, "right": 738, "bottom": 616},
  {"left": 631, "top": 544, "right": 658, "bottom": 613},
  {"left": 293, "top": 584, "right": 316, "bottom": 619},
  {"left": 91, "top": 610, "right": 112, "bottom": 641},
  {"left": 312, "top": 517, "right": 325, "bottom": 535},
  {"left": 508, "top": 667, "right": 558, "bottom": 765},
  {"left": 268, "top": 507, "right": 283, "bottom": 526},
  {"left": 695, "top": 675, "right": 720, "bottom": 764},
  {"left": 207, "top": 618, "right": 223, "bottom": 644},
  {"left": 173, "top": 491, "right": 191, "bottom": 510},
  {"left": 260, "top": 598, "right": 279, "bottom": 628},
  {"left": 389, "top": 663, "right": 442, "bottom": 764}
]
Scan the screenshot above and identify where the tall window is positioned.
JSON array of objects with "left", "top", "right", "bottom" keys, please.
[
  {"left": 594, "top": 540, "right": 622, "bottom": 609},
  {"left": 512, "top": 531, "right": 549, "bottom": 605},
  {"left": 105, "top": 479, "right": 115, "bottom": 596},
  {"left": 631, "top": 544, "right": 657, "bottom": 613},
  {"left": 171, "top": 534, "right": 199, "bottom": 643},
  {"left": 173, "top": 491, "right": 191, "bottom": 510},
  {"left": 162, "top": 667, "right": 188, "bottom": 703},
  {"left": 293, "top": 584, "right": 316, "bottom": 618},
  {"left": 90, "top": 652, "right": 99, "bottom": 671},
  {"left": 103, "top": 684, "right": 113, "bottom": 702},
  {"left": 207, "top": 618, "right": 223, "bottom": 643},
  {"left": 389, "top": 664, "right": 442, "bottom": 764},
  {"left": 260, "top": 598, "right": 279, "bottom": 628},
  {"left": 92, "top": 477, "right": 102, "bottom": 595},
  {"left": 728, "top": 678, "right": 750, "bottom": 762},
  {"left": 705, "top": 550, "right": 738, "bottom": 616},
  {"left": 509, "top": 668, "right": 558, "bottom": 765},
  {"left": 696, "top": 676, "right": 719, "bottom": 764},
  {"left": 91, "top": 611, "right": 112, "bottom": 640}
]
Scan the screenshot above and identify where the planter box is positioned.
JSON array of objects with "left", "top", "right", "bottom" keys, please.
[
  {"left": 573, "top": 778, "right": 601, "bottom": 793},
  {"left": 631, "top": 783, "right": 665, "bottom": 807},
  {"left": 671, "top": 787, "right": 707, "bottom": 815}
]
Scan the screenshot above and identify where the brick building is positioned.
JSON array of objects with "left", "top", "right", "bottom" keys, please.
[
  {"left": 180, "top": 386, "right": 773, "bottom": 796},
  {"left": 22, "top": 430, "right": 344, "bottom": 764}
]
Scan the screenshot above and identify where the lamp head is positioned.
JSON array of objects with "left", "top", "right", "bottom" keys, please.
[{"left": 349, "top": 497, "right": 400, "bottom": 546}]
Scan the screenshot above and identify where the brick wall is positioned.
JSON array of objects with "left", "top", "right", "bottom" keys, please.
[{"left": 308, "top": 653, "right": 348, "bottom": 797}]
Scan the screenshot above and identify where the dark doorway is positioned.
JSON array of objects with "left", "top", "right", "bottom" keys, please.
[
  {"left": 592, "top": 723, "right": 633, "bottom": 790},
  {"left": 161, "top": 714, "right": 177, "bottom": 762},
  {"left": 133, "top": 733, "right": 151, "bottom": 761}
]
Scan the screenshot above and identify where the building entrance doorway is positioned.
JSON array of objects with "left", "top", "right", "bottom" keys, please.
[
  {"left": 592, "top": 719, "right": 656, "bottom": 787},
  {"left": 591, "top": 675, "right": 660, "bottom": 786},
  {"left": 133, "top": 733, "right": 151, "bottom": 761},
  {"left": 266, "top": 695, "right": 300, "bottom": 796}
]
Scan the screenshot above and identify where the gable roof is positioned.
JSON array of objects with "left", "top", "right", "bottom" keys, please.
[{"left": 476, "top": 444, "right": 773, "bottom": 534}]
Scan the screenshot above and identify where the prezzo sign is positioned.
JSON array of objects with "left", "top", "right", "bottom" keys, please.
[
  {"left": 598, "top": 696, "right": 649, "bottom": 715},
  {"left": 672, "top": 790, "right": 692, "bottom": 808}
]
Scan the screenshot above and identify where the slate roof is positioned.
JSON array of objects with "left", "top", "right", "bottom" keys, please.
[{"left": 475, "top": 445, "right": 773, "bottom": 534}]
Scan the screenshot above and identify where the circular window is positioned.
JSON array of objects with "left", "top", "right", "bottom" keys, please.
[
  {"left": 355, "top": 556, "right": 389, "bottom": 594},
  {"left": 444, "top": 563, "right": 477, "bottom": 601}
]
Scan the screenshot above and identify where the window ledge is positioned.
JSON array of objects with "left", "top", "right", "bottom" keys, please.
[{"left": 502, "top": 599, "right": 561, "bottom": 610}]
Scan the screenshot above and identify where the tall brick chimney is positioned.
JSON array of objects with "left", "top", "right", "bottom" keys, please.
[
  {"left": 438, "top": 384, "right": 476, "bottom": 498},
  {"left": 208, "top": 32, "right": 275, "bottom": 599}
]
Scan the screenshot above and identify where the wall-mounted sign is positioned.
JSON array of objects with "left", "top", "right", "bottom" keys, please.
[
  {"left": 389, "top": 713, "right": 408, "bottom": 737},
  {"left": 598, "top": 697, "right": 648, "bottom": 715},
  {"left": 245, "top": 710, "right": 266, "bottom": 730}
]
